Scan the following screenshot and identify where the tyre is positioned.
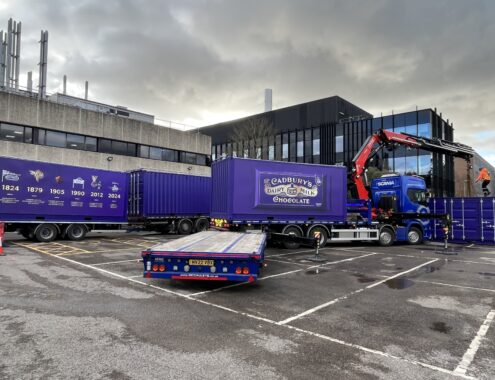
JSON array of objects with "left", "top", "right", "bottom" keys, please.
[
  {"left": 282, "top": 225, "right": 302, "bottom": 249},
  {"left": 407, "top": 227, "right": 423, "bottom": 245},
  {"left": 307, "top": 226, "right": 329, "bottom": 248},
  {"left": 378, "top": 227, "right": 395, "bottom": 247},
  {"left": 35, "top": 224, "right": 58, "bottom": 243},
  {"left": 66, "top": 224, "right": 87, "bottom": 241},
  {"left": 194, "top": 218, "right": 209, "bottom": 232},
  {"left": 178, "top": 219, "right": 193, "bottom": 235}
]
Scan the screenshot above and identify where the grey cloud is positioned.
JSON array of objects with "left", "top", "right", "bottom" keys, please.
[{"left": 2, "top": 0, "right": 495, "bottom": 159}]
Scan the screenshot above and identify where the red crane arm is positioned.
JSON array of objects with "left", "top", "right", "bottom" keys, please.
[{"left": 350, "top": 129, "right": 473, "bottom": 201}]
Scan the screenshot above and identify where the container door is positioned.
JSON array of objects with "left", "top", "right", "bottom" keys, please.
[{"left": 481, "top": 198, "right": 495, "bottom": 243}]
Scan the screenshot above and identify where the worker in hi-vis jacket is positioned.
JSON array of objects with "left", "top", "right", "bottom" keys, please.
[{"left": 475, "top": 167, "right": 491, "bottom": 196}]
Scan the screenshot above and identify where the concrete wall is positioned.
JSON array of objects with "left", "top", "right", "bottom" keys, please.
[
  {"left": 0, "top": 91, "right": 211, "bottom": 175},
  {"left": 1, "top": 141, "right": 210, "bottom": 176}
]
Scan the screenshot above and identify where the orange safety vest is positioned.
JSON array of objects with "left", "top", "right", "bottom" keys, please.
[{"left": 477, "top": 168, "right": 491, "bottom": 181}]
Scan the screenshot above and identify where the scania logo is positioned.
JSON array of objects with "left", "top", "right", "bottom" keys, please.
[{"left": 377, "top": 180, "right": 395, "bottom": 186}]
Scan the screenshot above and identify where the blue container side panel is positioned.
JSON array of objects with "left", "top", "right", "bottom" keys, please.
[
  {"left": 430, "top": 197, "right": 495, "bottom": 244},
  {"left": 211, "top": 158, "right": 233, "bottom": 218},
  {"left": 211, "top": 157, "right": 347, "bottom": 223},
  {"left": 0, "top": 156, "right": 128, "bottom": 223},
  {"left": 129, "top": 170, "right": 211, "bottom": 218}
]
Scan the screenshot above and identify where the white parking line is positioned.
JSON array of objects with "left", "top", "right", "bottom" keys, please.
[
  {"left": 278, "top": 258, "right": 439, "bottom": 325},
  {"left": 21, "top": 246, "right": 474, "bottom": 379},
  {"left": 266, "top": 248, "right": 320, "bottom": 258},
  {"left": 188, "top": 252, "right": 381, "bottom": 297},
  {"left": 454, "top": 309, "right": 495, "bottom": 375},
  {"left": 91, "top": 259, "right": 141, "bottom": 266},
  {"left": 265, "top": 258, "right": 313, "bottom": 267},
  {"left": 391, "top": 253, "right": 495, "bottom": 267}
]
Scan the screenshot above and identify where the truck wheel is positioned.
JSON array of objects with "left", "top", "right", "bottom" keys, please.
[
  {"left": 407, "top": 227, "right": 423, "bottom": 245},
  {"left": 378, "top": 227, "right": 395, "bottom": 247},
  {"left": 35, "top": 224, "right": 57, "bottom": 243},
  {"left": 307, "top": 226, "right": 329, "bottom": 248},
  {"left": 282, "top": 225, "right": 302, "bottom": 249},
  {"left": 178, "top": 219, "right": 193, "bottom": 235},
  {"left": 66, "top": 224, "right": 87, "bottom": 241},
  {"left": 194, "top": 218, "right": 209, "bottom": 232}
]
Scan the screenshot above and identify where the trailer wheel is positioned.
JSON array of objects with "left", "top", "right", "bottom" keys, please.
[
  {"left": 35, "top": 224, "right": 57, "bottom": 243},
  {"left": 407, "top": 227, "right": 423, "bottom": 245},
  {"left": 66, "top": 224, "right": 87, "bottom": 241},
  {"left": 194, "top": 218, "right": 209, "bottom": 232},
  {"left": 178, "top": 219, "right": 193, "bottom": 235},
  {"left": 378, "top": 227, "right": 395, "bottom": 247},
  {"left": 307, "top": 226, "right": 329, "bottom": 248},
  {"left": 282, "top": 225, "right": 302, "bottom": 249}
]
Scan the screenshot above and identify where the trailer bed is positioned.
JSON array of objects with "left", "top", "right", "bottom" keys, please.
[{"left": 142, "top": 231, "right": 266, "bottom": 281}]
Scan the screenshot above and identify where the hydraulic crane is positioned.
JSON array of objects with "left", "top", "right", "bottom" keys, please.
[{"left": 351, "top": 129, "right": 474, "bottom": 200}]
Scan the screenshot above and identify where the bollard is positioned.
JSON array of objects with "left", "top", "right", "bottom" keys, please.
[
  {"left": 314, "top": 231, "right": 321, "bottom": 259},
  {"left": 306, "top": 231, "right": 326, "bottom": 262}
]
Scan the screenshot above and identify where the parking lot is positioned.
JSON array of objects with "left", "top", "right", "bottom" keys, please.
[{"left": 1, "top": 231, "right": 494, "bottom": 379}]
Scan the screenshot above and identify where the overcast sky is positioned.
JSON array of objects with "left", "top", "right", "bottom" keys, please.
[{"left": 2, "top": 0, "right": 495, "bottom": 163}]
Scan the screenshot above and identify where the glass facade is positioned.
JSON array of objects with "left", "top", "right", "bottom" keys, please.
[
  {"left": 209, "top": 108, "right": 455, "bottom": 196},
  {"left": 0, "top": 121, "right": 209, "bottom": 167}
]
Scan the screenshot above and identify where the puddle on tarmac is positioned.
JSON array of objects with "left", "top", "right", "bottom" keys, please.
[
  {"left": 479, "top": 272, "right": 495, "bottom": 277},
  {"left": 305, "top": 268, "right": 329, "bottom": 275},
  {"left": 384, "top": 278, "right": 414, "bottom": 289},
  {"left": 430, "top": 321, "right": 452, "bottom": 334},
  {"left": 395, "top": 267, "right": 403, "bottom": 270},
  {"left": 351, "top": 273, "right": 376, "bottom": 283}
]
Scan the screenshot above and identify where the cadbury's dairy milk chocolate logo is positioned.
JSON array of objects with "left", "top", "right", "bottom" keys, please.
[{"left": 264, "top": 176, "right": 320, "bottom": 198}]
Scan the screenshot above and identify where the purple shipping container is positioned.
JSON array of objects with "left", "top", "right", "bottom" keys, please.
[
  {"left": 430, "top": 197, "right": 495, "bottom": 244},
  {"left": 0, "top": 156, "right": 128, "bottom": 223},
  {"left": 211, "top": 157, "right": 347, "bottom": 223},
  {"left": 128, "top": 170, "right": 211, "bottom": 219}
]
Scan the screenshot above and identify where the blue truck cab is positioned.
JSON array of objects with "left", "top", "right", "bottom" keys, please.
[{"left": 370, "top": 175, "right": 432, "bottom": 244}]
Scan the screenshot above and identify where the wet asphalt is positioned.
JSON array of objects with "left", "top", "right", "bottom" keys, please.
[{"left": 0, "top": 231, "right": 494, "bottom": 379}]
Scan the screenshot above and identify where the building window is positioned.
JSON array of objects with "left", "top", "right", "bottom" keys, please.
[
  {"left": 24, "top": 127, "right": 33, "bottom": 143},
  {"left": 66, "top": 133, "right": 85, "bottom": 150},
  {"left": 312, "top": 128, "right": 320, "bottom": 163},
  {"left": 0, "top": 121, "right": 208, "bottom": 166},
  {"left": 418, "top": 123, "right": 431, "bottom": 138},
  {"left": 0, "top": 123, "right": 27, "bottom": 142},
  {"left": 180, "top": 152, "right": 201, "bottom": 165},
  {"left": 297, "top": 130, "right": 304, "bottom": 162},
  {"left": 418, "top": 154, "right": 431, "bottom": 175},
  {"left": 85, "top": 136, "right": 97, "bottom": 152},
  {"left": 140, "top": 145, "right": 150, "bottom": 159},
  {"left": 268, "top": 136, "right": 275, "bottom": 160},
  {"left": 46, "top": 131, "right": 66, "bottom": 148},
  {"left": 304, "top": 129, "right": 312, "bottom": 163},
  {"left": 335, "top": 135, "right": 343, "bottom": 153},
  {"left": 282, "top": 133, "right": 289, "bottom": 160},
  {"left": 162, "top": 148, "right": 178, "bottom": 162},
  {"left": 150, "top": 147, "right": 162, "bottom": 160},
  {"left": 289, "top": 132, "right": 296, "bottom": 161},
  {"left": 275, "top": 134, "right": 282, "bottom": 160}
]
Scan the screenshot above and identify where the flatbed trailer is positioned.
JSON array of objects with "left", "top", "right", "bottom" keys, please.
[{"left": 141, "top": 231, "right": 266, "bottom": 282}]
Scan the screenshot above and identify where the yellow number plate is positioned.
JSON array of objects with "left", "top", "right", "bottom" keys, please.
[{"left": 189, "top": 259, "right": 214, "bottom": 266}]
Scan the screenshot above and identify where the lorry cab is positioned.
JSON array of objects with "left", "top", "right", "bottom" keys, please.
[
  {"left": 371, "top": 174, "right": 428, "bottom": 213},
  {"left": 370, "top": 174, "right": 431, "bottom": 244}
]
